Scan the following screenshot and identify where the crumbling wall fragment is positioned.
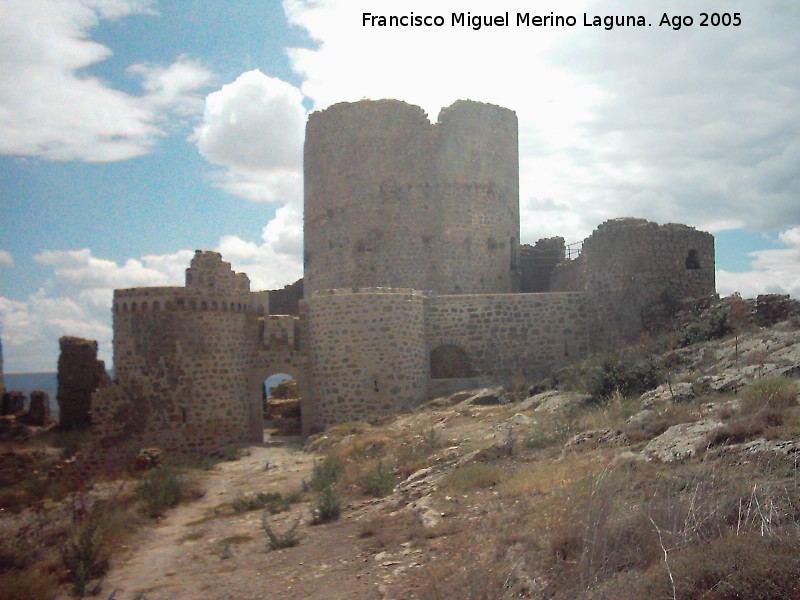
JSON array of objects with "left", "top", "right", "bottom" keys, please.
[
  {"left": 25, "top": 390, "right": 51, "bottom": 426},
  {"left": 57, "top": 336, "right": 108, "bottom": 430}
]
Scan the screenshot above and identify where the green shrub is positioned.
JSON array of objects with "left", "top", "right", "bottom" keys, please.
[
  {"left": 361, "top": 461, "right": 395, "bottom": 497},
  {"left": 231, "top": 490, "right": 301, "bottom": 514},
  {"left": 134, "top": 465, "right": 184, "bottom": 517},
  {"left": 310, "top": 484, "right": 340, "bottom": 524},
  {"left": 676, "top": 309, "right": 731, "bottom": 347},
  {"left": 61, "top": 522, "right": 109, "bottom": 597},
  {"left": 587, "top": 354, "right": 661, "bottom": 400},
  {"left": 308, "top": 454, "right": 342, "bottom": 492},
  {"left": 262, "top": 514, "right": 301, "bottom": 550},
  {"left": 525, "top": 408, "right": 580, "bottom": 449}
]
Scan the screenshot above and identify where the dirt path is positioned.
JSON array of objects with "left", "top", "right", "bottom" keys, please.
[{"left": 100, "top": 439, "right": 406, "bottom": 600}]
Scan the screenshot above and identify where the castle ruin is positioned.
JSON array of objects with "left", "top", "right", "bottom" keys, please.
[{"left": 88, "top": 99, "right": 715, "bottom": 465}]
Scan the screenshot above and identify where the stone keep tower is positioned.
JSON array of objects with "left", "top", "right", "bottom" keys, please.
[{"left": 303, "top": 99, "right": 520, "bottom": 296}]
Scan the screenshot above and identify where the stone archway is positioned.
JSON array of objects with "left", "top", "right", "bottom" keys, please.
[
  {"left": 263, "top": 373, "right": 301, "bottom": 435},
  {"left": 430, "top": 344, "right": 474, "bottom": 379},
  {"left": 248, "top": 353, "right": 311, "bottom": 439}
]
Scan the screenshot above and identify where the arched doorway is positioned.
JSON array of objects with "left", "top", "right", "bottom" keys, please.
[
  {"left": 263, "top": 373, "right": 301, "bottom": 436},
  {"left": 430, "top": 344, "right": 473, "bottom": 379}
]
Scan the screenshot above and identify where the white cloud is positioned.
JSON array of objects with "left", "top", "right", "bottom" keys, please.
[
  {"left": 0, "top": 250, "right": 13, "bottom": 268},
  {"left": 194, "top": 70, "right": 307, "bottom": 204},
  {"left": 1, "top": 230, "right": 302, "bottom": 371},
  {"left": 128, "top": 55, "right": 216, "bottom": 119},
  {"left": 0, "top": 0, "right": 213, "bottom": 162},
  {"left": 283, "top": 0, "right": 800, "bottom": 242},
  {"left": 717, "top": 227, "right": 800, "bottom": 298}
]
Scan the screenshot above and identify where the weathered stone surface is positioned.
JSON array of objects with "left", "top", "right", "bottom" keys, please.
[
  {"left": 1, "top": 391, "right": 25, "bottom": 416},
  {"left": 529, "top": 391, "right": 593, "bottom": 413},
  {"left": 643, "top": 419, "right": 722, "bottom": 463},
  {"left": 267, "top": 278, "right": 303, "bottom": 316},
  {"left": 625, "top": 408, "right": 656, "bottom": 429},
  {"left": 519, "top": 237, "right": 565, "bottom": 293},
  {"left": 564, "top": 428, "right": 630, "bottom": 453},
  {"left": 640, "top": 382, "right": 695, "bottom": 409},
  {"left": 460, "top": 387, "right": 510, "bottom": 406},
  {"left": 24, "top": 390, "right": 51, "bottom": 426},
  {"left": 57, "top": 337, "right": 108, "bottom": 430},
  {"left": 551, "top": 218, "right": 715, "bottom": 350},
  {"left": 395, "top": 466, "right": 441, "bottom": 501}
]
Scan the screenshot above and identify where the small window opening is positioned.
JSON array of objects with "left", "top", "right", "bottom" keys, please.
[{"left": 685, "top": 249, "right": 700, "bottom": 270}]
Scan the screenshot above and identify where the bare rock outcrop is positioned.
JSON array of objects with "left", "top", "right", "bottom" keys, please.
[
  {"left": 521, "top": 390, "right": 593, "bottom": 413},
  {"left": 640, "top": 382, "right": 695, "bottom": 409},
  {"left": 643, "top": 419, "right": 722, "bottom": 463}
]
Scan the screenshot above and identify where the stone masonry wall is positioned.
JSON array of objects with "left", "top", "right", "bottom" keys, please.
[
  {"left": 425, "top": 292, "right": 588, "bottom": 382},
  {"left": 305, "top": 289, "right": 428, "bottom": 432},
  {"left": 304, "top": 99, "right": 519, "bottom": 296},
  {"left": 268, "top": 279, "right": 303, "bottom": 316}
]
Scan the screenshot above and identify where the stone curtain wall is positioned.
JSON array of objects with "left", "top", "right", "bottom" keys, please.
[
  {"left": 305, "top": 289, "right": 428, "bottom": 431},
  {"left": 579, "top": 218, "right": 715, "bottom": 349},
  {"left": 425, "top": 293, "right": 588, "bottom": 381},
  {"left": 304, "top": 99, "right": 519, "bottom": 296}
]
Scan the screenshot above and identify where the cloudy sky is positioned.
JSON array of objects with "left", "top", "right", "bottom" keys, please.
[{"left": 1, "top": 0, "right": 799, "bottom": 373}]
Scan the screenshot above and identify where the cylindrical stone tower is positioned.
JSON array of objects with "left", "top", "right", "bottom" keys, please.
[
  {"left": 305, "top": 289, "right": 428, "bottom": 431},
  {"left": 303, "top": 99, "right": 520, "bottom": 296},
  {"left": 100, "top": 252, "right": 263, "bottom": 454}
]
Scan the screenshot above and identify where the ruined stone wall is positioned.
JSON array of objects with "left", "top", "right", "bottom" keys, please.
[
  {"left": 578, "top": 218, "right": 715, "bottom": 349},
  {"left": 550, "top": 258, "right": 586, "bottom": 292},
  {"left": 268, "top": 279, "right": 303, "bottom": 316},
  {"left": 425, "top": 292, "right": 588, "bottom": 382},
  {"left": 304, "top": 99, "right": 519, "bottom": 297},
  {"left": 90, "top": 252, "right": 267, "bottom": 463},
  {"left": 520, "top": 237, "right": 565, "bottom": 293},
  {"left": 305, "top": 288, "right": 428, "bottom": 432},
  {"left": 57, "top": 336, "right": 108, "bottom": 429}
]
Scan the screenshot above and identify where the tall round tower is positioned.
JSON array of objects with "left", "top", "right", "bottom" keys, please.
[{"left": 303, "top": 99, "right": 519, "bottom": 296}]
